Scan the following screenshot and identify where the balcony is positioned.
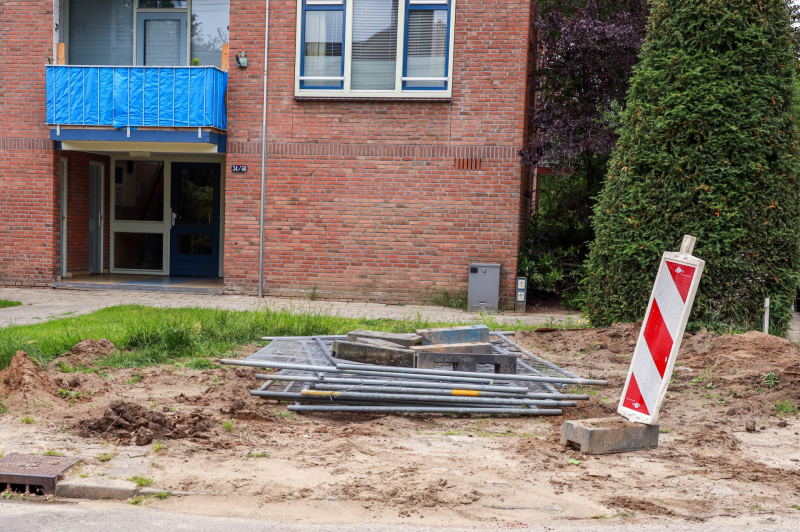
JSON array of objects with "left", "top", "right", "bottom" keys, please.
[{"left": 46, "top": 65, "right": 227, "bottom": 151}]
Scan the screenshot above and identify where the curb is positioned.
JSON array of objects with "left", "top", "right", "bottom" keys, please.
[{"left": 55, "top": 478, "right": 203, "bottom": 500}]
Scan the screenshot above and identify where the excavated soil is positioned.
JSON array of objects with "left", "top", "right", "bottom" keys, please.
[
  {"left": 50, "top": 338, "right": 117, "bottom": 369},
  {"left": 0, "top": 332, "right": 798, "bottom": 527},
  {"left": 0, "top": 351, "right": 61, "bottom": 401}
]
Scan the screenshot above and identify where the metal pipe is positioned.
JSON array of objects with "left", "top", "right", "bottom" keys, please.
[
  {"left": 287, "top": 405, "right": 562, "bottom": 415},
  {"left": 493, "top": 343, "right": 563, "bottom": 393},
  {"left": 250, "top": 390, "right": 527, "bottom": 408},
  {"left": 313, "top": 336, "right": 338, "bottom": 365},
  {"left": 312, "top": 384, "right": 554, "bottom": 399},
  {"left": 342, "top": 369, "right": 496, "bottom": 384},
  {"left": 300, "top": 390, "right": 576, "bottom": 407},
  {"left": 257, "top": 379, "right": 273, "bottom": 392},
  {"left": 257, "top": 0, "right": 271, "bottom": 299},
  {"left": 335, "top": 363, "right": 607, "bottom": 386},
  {"left": 261, "top": 335, "right": 346, "bottom": 341},
  {"left": 255, "top": 374, "right": 531, "bottom": 394}
]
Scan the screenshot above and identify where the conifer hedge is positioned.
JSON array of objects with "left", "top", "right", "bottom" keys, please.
[{"left": 585, "top": 0, "right": 800, "bottom": 335}]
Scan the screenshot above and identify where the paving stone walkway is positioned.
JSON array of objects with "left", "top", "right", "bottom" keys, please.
[{"left": 0, "top": 288, "right": 581, "bottom": 329}]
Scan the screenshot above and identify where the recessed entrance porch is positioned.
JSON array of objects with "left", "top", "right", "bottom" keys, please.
[{"left": 57, "top": 152, "right": 225, "bottom": 294}]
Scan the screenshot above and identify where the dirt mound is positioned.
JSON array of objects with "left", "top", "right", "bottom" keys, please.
[
  {"left": 680, "top": 331, "right": 799, "bottom": 376},
  {"left": 0, "top": 351, "right": 60, "bottom": 399},
  {"left": 76, "top": 400, "right": 218, "bottom": 445},
  {"left": 52, "top": 339, "right": 116, "bottom": 369},
  {"left": 604, "top": 496, "right": 675, "bottom": 516}
]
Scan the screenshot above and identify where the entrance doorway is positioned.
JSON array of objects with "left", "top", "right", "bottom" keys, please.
[
  {"left": 169, "top": 162, "right": 221, "bottom": 277},
  {"left": 109, "top": 158, "right": 223, "bottom": 278}
]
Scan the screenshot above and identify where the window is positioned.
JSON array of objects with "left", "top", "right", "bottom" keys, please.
[
  {"left": 295, "top": 0, "right": 454, "bottom": 98},
  {"left": 65, "top": 0, "right": 229, "bottom": 68}
]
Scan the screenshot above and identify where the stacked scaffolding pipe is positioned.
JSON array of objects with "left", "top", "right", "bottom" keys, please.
[{"left": 226, "top": 331, "right": 603, "bottom": 416}]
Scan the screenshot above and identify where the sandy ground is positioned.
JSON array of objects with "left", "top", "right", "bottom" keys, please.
[{"left": 1, "top": 327, "right": 799, "bottom": 529}]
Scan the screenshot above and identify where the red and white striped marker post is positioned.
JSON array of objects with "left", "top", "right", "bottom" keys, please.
[{"left": 618, "top": 235, "right": 705, "bottom": 425}]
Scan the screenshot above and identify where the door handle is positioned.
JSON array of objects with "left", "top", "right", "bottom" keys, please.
[{"left": 172, "top": 212, "right": 177, "bottom": 227}]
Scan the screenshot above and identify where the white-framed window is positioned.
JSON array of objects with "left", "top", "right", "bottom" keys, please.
[{"left": 295, "top": 0, "right": 455, "bottom": 98}]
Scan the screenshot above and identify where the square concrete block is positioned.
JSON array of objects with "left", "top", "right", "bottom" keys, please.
[
  {"left": 410, "top": 342, "right": 494, "bottom": 355},
  {"left": 560, "top": 417, "right": 659, "bottom": 455},
  {"left": 332, "top": 340, "right": 415, "bottom": 367},
  {"left": 346, "top": 330, "right": 422, "bottom": 348},
  {"left": 415, "top": 352, "right": 517, "bottom": 374},
  {"left": 416, "top": 325, "right": 490, "bottom": 345}
]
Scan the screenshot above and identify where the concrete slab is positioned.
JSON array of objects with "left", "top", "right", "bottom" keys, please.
[
  {"left": 411, "top": 342, "right": 494, "bottom": 355},
  {"left": 346, "top": 330, "right": 422, "bottom": 348},
  {"left": 416, "top": 324, "right": 491, "bottom": 345},
  {"left": 56, "top": 478, "right": 138, "bottom": 500},
  {"left": 332, "top": 340, "right": 415, "bottom": 367},
  {"left": 560, "top": 417, "right": 659, "bottom": 455}
]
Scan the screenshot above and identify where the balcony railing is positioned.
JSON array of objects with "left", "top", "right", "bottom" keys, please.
[{"left": 46, "top": 65, "right": 227, "bottom": 130}]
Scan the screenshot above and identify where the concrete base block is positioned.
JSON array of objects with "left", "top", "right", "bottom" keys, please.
[
  {"left": 416, "top": 325, "right": 490, "bottom": 345},
  {"left": 411, "top": 342, "right": 494, "bottom": 355},
  {"left": 415, "top": 352, "right": 517, "bottom": 374},
  {"left": 346, "top": 330, "right": 422, "bottom": 348},
  {"left": 332, "top": 340, "right": 415, "bottom": 367},
  {"left": 560, "top": 417, "right": 659, "bottom": 455},
  {"left": 56, "top": 478, "right": 138, "bottom": 500}
]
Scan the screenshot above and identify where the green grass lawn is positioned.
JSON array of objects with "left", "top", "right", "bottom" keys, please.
[
  {"left": 0, "top": 300, "right": 22, "bottom": 310},
  {"left": 0, "top": 304, "right": 498, "bottom": 370}
]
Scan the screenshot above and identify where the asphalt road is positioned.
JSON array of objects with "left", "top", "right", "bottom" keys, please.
[{"left": 0, "top": 501, "right": 793, "bottom": 532}]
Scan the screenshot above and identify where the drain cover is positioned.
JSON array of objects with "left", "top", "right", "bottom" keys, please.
[{"left": 0, "top": 453, "right": 81, "bottom": 495}]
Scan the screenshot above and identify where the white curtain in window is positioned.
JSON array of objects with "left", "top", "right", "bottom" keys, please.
[
  {"left": 406, "top": 9, "right": 447, "bottom": 88},
  {"left": 304, "top": 11, "right": 343, "bottom": 79},
  {"left": 351, "top": 0, "right": 399, "bottom": 90},
  {"left": 69, "top": 0, "right": 134, "bottom": 65},
  {"left": 145, "top": 19, "right": 182, "bottom": 66}
]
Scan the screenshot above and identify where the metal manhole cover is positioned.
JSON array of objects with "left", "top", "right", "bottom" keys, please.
[{"left": 0, "top": 453, "right": 81, "bottom": 495}]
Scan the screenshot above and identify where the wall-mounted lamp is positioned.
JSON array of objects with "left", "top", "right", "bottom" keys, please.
[{"left": 236, "top": 51, "right": 248, "bottom": 68}]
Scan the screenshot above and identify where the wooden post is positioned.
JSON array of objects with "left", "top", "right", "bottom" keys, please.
[
  {"left": 679, "top": 234, "right": 696, "bottom": 255},
  {"left": 221, "top": 43, "right": 229, "bottom": 72},
  {"left": 57, "top": 43, "right": 66, "bottom": 65}
]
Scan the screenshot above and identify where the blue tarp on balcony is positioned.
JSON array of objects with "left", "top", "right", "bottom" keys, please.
[{"left": 46, "top": 66, "right": 227, "bottom": 130}]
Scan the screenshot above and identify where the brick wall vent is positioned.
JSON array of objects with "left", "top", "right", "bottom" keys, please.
[{"left": 454, "top": 158, "right": 482, "bottom": 171}]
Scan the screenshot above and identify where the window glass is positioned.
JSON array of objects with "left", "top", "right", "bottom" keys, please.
[
  {"left": 69, "top": 0, "right": 133, "bottom": 65},
  {"left": 351, "top": 0, "right": 398, "bottom": 90},
  {"left": 191, "top": 0, "right": 230, "bottom": 68},
  {"left": 145, "top": 19, "right": 183, "bottom": 66},
  {"left": 138, "top": 1, "right": 187, "bottom": 7},
  {"left": 405, "top": 9, "right": 448, "bottom": 88},
  {"left": 114, "top": 233, "right": 164, "bottom": 270},
  {"left": 114, "top": 161, "right": 165, "bottom": 222},
  {"left": 303, "top": 10, "right": 344, "bottom": 87}
]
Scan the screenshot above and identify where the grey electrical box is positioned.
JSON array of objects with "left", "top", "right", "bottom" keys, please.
[{"left": 468, "top": 263, "right": 501, "bottom": 313}]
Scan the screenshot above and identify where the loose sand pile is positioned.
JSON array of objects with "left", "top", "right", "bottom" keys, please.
[{"left": 0, "top": 351, "right": 60, "bottom": 400}]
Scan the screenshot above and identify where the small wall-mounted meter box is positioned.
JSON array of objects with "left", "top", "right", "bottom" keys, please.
[
  {"left": 515, "top": 277, "right": 527, "bottom": 313},
  {"left": 468, "top": 263, "right": 501, "bottom": 313}
]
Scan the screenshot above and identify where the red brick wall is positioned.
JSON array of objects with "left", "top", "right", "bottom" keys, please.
[
  {"left": 60, "top": 152, "right": 111, "bottom": 274},
  {"left": 0, "top": 1, "right": 57, "bottom": 288},
  {"left": 224, "top": 0, "right": 533, "bottom": 306}
]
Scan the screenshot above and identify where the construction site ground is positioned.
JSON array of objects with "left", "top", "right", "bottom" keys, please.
[{"left": 1, "top": 324, "right": 799, "bottom": 529}]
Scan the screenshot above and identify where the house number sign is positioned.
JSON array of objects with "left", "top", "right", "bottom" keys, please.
[{"left": 231, "top": 165, "right": 248, "bottom": 173}]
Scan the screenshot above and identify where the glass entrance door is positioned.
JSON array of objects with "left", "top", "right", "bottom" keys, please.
[{"left": 169, "top": 162, "right": 221, "bottom": 277}]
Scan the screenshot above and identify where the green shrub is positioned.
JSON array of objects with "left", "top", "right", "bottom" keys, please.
[{"left": 586, "top": 0, "right": 800, "bottom": 335}]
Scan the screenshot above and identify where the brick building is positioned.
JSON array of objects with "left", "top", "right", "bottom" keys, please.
[{"left": 0, "top": 0, "right": 535, "bottom": 309}]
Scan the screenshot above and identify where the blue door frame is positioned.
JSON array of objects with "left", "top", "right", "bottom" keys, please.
[{"left": 169, "top": 162, "right": 221, "bottom": 277}]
